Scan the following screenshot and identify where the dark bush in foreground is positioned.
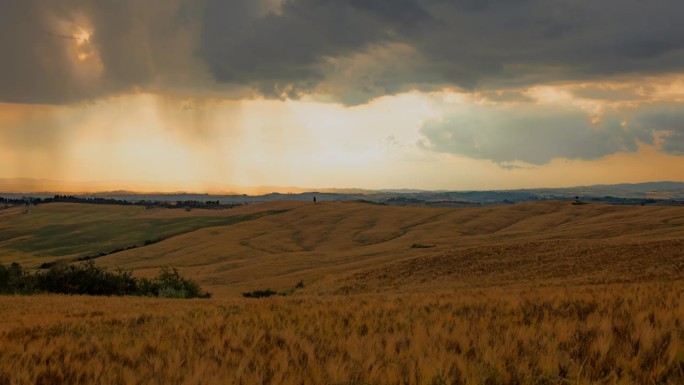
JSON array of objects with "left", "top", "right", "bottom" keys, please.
[
  {"left": 242, "top": 289, "right": 278, "bottom": 298},
  {"left": 0, "top": 263, "right": 34, "bottom": 294},
  {"left": 37, "top": 262, "right": 137, "bottom": 296},
  {"left": 0, "top": 261, "right": 210, "bottom": 298},
  {"left": 243, "top": 281, "right": 306, "bottom": 298},
  {"left": 151, "top": 266, "right": 211, "bottom": 299}
]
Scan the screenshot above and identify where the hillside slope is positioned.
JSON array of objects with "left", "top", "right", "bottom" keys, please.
[
  {"left": 2, "top": 200, "right": 683, "bottom": 297},
  {"left": 0, "top": 202, "right": 296, "bottom": 266},
  {"left": 88, "top": 200, "right": 684, "bottom": 297}
]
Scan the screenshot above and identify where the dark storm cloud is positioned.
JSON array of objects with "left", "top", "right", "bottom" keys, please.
[
  {"left": 419, "top": 104, "right": 684, "bottom": 164},
  {"left": 2, "top": 0, "right": 684, "bottom": 104},
  {"left": 198, "top": 0, "right": 684, "bottom": 97},
  {"left": 198, "top": 0, "right": 434, "bottom": 98},
  {"left": 0, "top": 1, "right": 90, "bottom": 103},
  {"left": 84, "top": 0, "right": 207, "bottom": 90},
  {"left": 416, "top": 0, "right": 684, "bottom": 90},
  {"left": 0, "top": 0, "right": 204, "bottom": 104}
]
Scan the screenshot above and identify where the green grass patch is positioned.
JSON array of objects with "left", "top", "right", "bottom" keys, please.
[{"left": 0, "top": 206, "right": 289, "bottom": 261}]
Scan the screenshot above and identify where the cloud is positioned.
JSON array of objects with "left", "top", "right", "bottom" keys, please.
[
  {"left": 0, "top": 1, "right": 92, "bottom": 103},
  {"left": 198, "top": 0, "right": 434, "bottom": 100},
  {"left": 417, "top": 0, "right": 684, "bottom": 89},
  {"left": 199, "top": 0, "right": 684, "bottom": 101},
  {"left": 498, "top": 163, "right": 534, "bottom": 171},
  {"left": 419, "top": 101, "right": 684, "bottom": 164},
  {"left": 420, "top": 105, "right": 642, "bottom": 164},
  {"left": 0, "top": 0, "right": 206, "bottom": 104},
  {"left": 2, "top": 0, "right": 684, "bottom": 104},
  {"left": 634, "top": 105, "right": 684, "bottom": 155}
]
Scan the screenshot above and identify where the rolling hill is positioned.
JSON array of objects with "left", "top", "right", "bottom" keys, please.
[
  {"left": 2, "top": 200, "right": 684, "bottom": 384},
  {"left": 2, "top": 200, "right": 683, "bottom": 297}
]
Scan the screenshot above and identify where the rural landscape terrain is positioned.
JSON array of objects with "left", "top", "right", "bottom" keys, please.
[
  {"left": 4, "top": 0, "right": 684, "bottom": 383},
  {"left": 1, "top": 191, "right": 684, "bottom": 384}
]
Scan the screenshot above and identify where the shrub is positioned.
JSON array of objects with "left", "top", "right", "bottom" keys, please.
[
  {"left": 0, "top": 261, "right": 210, "bottom": 298},
  {"left": 153, "top": 267, "right": 211, "bottom": 299},
  {"left": 242, "top": 289, "right": 278, "bottom": 298},
  {"left": 244, "top": 281, "right": 306, "bottom": 298},
  {"left": 0, "top": 262, "right": 37, "bottom": 294},
  {"left": 34, "top": 261, "right": 138, "bottom": 296}
]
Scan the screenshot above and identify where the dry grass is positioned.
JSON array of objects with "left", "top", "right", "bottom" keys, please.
[
  {"left": 2, "top": 200, "right": 684, "bottom": 297},
  {"left": 2, "top": 201, "right": 684, "bottom": 383},
  {"left": 327, "top": 239, "right": 684, "bottom": 295},
  {"left": 1, "top": 283, "right": 683, "bottom": 385},
  {"left": 96, "top": 200, "right": 684, "bottom": 297}
]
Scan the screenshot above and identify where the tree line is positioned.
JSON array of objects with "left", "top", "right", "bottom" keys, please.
[
  {"left": 0, "top": 195, "right": 240, "bottom": 210},
  {"left": 0, "top": 261, "right": 211, "bottom": 298}
]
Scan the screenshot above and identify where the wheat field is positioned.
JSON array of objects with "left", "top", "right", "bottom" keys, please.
[
  {"left": 1, "top": 201, "right": 684, "bottom": 384},
  {"left": 1, "top": 283, "right": 683, "bottom": 385}
]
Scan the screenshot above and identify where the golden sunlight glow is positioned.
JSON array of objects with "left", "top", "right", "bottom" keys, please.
[
  {"left": 73, "top": 27, "right": 94, "bottom": 62},
  {"left": 2, "top": 71, "right": 684, "bottom": 192},
  {"left": 74, "top": 28, "right": 90, "bottom": 46},
  {"left": 3, "top": 3, "right": 684, "bottom": 196}
]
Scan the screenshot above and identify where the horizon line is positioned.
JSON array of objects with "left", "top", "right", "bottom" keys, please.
[{"left": 1, "top": 180, "right": 683, "bottom": 197}]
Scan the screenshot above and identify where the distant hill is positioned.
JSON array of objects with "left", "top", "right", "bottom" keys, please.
[
  {"left": 1, "top": 180, "right": 683, "bottom": 206},
  {"left": 527, "top": 181, "right": 684, "bottom": 199}
]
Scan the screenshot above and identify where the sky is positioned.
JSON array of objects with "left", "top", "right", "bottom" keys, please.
[{"left": 1, "top": 0, "right": 684, "bottom": 193}]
